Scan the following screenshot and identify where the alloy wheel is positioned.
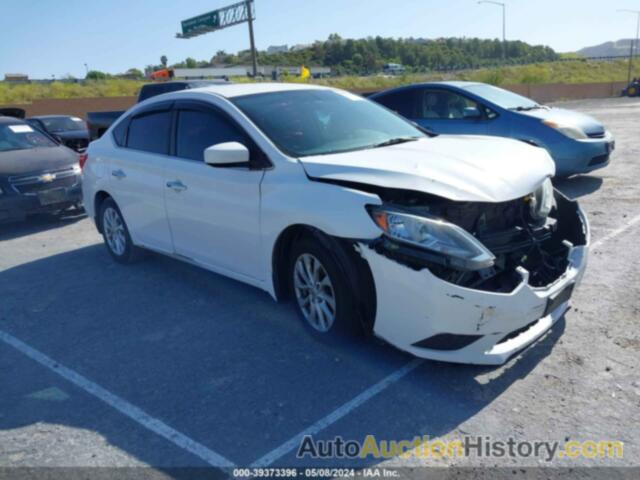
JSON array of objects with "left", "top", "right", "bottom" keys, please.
[
  {"left": 293, "top": 253, "right": 337, "bottom": 332},
  {"left": 103, "top": 207, "right": 127, "bottom": 256}
]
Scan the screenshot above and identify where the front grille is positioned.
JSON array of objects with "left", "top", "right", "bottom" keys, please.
[
  {"left": 64, "top": 138, "right": 89, "bottom": 151},
  {"left": 10, "top": 168, "right": 78, "bottom": 194},
  {"left": 587, "top": 131, "right": 605, "bottom": 139}
]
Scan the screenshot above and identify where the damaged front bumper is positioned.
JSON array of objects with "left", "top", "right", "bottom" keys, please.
[{"left": 358, "top": 205, "right": 589, "bottom": 366}]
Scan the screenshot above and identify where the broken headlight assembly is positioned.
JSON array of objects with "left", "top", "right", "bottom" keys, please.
[
  {"left": 368, "top": 207, "right": 495, "bottom": 271},
  {"left": 528, "top": 177, "right": 555, "bottom": 222}
]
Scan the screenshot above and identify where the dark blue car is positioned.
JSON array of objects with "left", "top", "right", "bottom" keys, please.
[{"left": 370, "top": 82, "right": 615, "bottom": 177}]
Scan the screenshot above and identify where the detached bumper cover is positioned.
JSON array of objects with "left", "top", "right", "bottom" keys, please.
[{"left": 359, "top": 208, "right": 590, "bottom": 366}]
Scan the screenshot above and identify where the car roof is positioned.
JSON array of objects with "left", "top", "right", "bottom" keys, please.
[
  {"left": 370, "top": 81, "right": 485, "bottom": 97},
  {"left": 429, "top": 81, "right": 483, "bottom": 88},
  {"left": 0, "top": 116, "right": 25, "bottom": 125},
  {"left": 30, "top": 115, "right": 79, "bottom": 119},
  {"left": 179, "top": 82, "right": 331, "bottom": 99}
]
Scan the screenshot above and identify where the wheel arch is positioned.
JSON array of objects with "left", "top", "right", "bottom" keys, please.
[
  {"left": 271, "top": 224, "right": 377, "bottom": 334},
  {"left": 93, "top": 190, "right": 112, "bottom": 233}
]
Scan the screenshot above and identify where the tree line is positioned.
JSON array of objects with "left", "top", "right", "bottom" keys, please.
[
  {"left": 211, "top": 34, "right": 559, "bottom": 75},
  {"left": 87, "top": 34, "right": 559, "bottom": 79}
]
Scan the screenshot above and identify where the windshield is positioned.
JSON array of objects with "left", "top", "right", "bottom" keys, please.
[
  {"left": 464, "top": 84, "right": 539, "bottom": 110},
  {"left": 0, "top": 124, "right": 57, "bottom": 152},
  {"left": 232, "top": 89, "right": 425, "bottom": 157},
  {"left": 40, "top": 116, "right": 87, "bottom": 132}
]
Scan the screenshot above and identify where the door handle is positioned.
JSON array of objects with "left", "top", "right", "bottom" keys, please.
[
  {"left": 111, "top": 169, "right": 126, "bottom": 180},
  {"left": 166, "top": 180, "right": 187, "bottom": 192}
]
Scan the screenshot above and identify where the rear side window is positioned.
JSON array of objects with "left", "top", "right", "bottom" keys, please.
[
  {"left": 175, "top": 109, "right": 248, "bottom": 161},
  {"left": 126, "top": 110, "right": 172, "bottom": 154},
  {"left": 375, "top": 89, "right": 418, "bottom": 118},
  {"left": 112, "top": 117, "right": 129, "bottom": 147}
]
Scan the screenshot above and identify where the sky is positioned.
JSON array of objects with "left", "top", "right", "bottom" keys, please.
[{"left": 0, "top": 0, "right": 636, "bottom": 79}]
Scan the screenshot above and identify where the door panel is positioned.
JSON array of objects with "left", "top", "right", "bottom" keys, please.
[
  {"left": 163, "top": 105, "right": 265, "bottom": 281},
  {"left": 164, "top": 159, "right": 264, "bottom": 280},
  {"left": 108, "top": 108, "right": 174, "bottom": 253}
]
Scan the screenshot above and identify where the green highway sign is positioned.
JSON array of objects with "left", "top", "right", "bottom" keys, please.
[
  {"left": 176, "top": 1, "right": 257, "bottom": 77},
  {"left": 181, "top": 10, "right": 220, "bottom": 35}
]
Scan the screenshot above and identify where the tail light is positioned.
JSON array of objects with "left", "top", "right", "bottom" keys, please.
[{"left": 78, "top": 153, "right": 88, "bottom": 170}]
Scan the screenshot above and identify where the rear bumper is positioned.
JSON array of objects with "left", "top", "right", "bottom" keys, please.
[{"left": 0, "top": 184, "right": 82, "bottom": 223}]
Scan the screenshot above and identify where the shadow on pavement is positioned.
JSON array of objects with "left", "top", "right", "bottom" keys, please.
[
  {"left": 0, "top": 244, "right": 563, "bottom": 469},
  {"left": 554, "top": 175, "right": 603, "bottom": 200},
  {"left": 0, "top": 208, "right": 86, "bottom": 242}
]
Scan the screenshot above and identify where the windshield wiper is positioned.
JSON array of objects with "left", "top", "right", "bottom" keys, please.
[{"left": 371, "top": 137, "right": 420, "bottom": 149}]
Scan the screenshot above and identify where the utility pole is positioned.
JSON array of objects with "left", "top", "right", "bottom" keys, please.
[
  {"left": 246, "top": 0, "right": 258, "bottom": 77},
  {"left": 479, "top": 1, "right": 506, "bottom": 62},
  {"left": 618, "top": 9, "right": 640, "bottom": 84}
]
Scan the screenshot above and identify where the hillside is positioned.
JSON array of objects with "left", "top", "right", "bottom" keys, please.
[
  {"left": 1, "top": 59, "right": 637, "bottom": 104},
  {"left": 257, "top": 59, "right": 640, "bottom": 92},
  {"left": 577, "top": 39, "right": 635, "bottom": 58},
  {"left": 210, "top": 35, "right": 559, "bottom": 75}
]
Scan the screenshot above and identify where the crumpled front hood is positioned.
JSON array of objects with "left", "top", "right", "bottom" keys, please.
[
  {"left": 299, "top": 136, "right": 555, "bottom": 203},
  {"left": 519, "top": 107, "right": 605, "bottom": 136}
]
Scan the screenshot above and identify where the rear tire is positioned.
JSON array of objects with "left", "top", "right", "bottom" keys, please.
[
  {"left": 99, "top": 198, "right": 142, "bottom": 264},
  {"left": 289, "top": 235, "right": 362, "bottom": 340}
]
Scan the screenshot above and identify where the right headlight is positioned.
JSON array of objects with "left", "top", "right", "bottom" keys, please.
[
  {"left": 368, "top": 207, "right": 495, "bottom": 271},
  {"left": 543, "top": 120, "right": 588, "bottom": 140}
]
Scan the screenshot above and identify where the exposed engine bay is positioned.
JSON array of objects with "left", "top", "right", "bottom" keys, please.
[
  {"left": 308, "top": 175, "right": 588, "bottom": 294},
  {"left": 364, "top": 185, "right": 588, "bottom": 293}
]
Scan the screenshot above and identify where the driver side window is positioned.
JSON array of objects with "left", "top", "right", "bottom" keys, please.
[
  {"left": 175, "top": 109, "right": 248, "bottom": 162},
  {"left": 417, "top": 89, "right": 481, "bottom": 120}
]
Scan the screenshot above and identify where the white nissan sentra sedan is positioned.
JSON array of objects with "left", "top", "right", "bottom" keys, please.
[{"left": 82, "top": 83, "right": 589, "bottom": 365}]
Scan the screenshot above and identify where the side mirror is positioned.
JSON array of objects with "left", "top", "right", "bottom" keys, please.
[
  {"left": 463, "top": 106, "right": 482, "bottom": 119},
  {"left": 204, "top": 142, "right": 250, "bottom": 166}
]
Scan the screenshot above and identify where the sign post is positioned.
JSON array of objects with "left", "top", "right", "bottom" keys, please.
[
  {"left": 246, "top": 2, "right": 258, "bottom": 78},
  {"left": 177, "top": 1, "right": 258, "bottom": 77}
]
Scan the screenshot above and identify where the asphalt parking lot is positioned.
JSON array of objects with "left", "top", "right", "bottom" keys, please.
[{"left": 1, "top": 97, "right": 639, "bottom": 474}]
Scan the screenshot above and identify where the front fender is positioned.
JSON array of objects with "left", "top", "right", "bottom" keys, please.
[{"left": 260, "top": 172, "right": 382, "bottom": 297}]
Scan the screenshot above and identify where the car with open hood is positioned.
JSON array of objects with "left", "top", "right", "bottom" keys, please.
[
  {"left": 82, "top": 83, "right": 589, "bottom": 365},
  {"left": 370, "top": 81, "right": 614, "bottom": 177},
  {"left": 0, "top": 117, "right": 82, "bottom": 223}
]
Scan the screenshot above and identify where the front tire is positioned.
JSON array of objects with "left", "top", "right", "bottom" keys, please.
[
  {"left": 99, "top": 198, "right": 141, "bottom": 264},
  {"left": 289, "top": 236, "right": 361, "bottom": 339}
]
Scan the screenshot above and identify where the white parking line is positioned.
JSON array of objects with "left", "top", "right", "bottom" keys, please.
[
  {"left": 251, "top": 213, "right": 640, "bottom": 467},
  {"left": 591, "top": 213, "right": 640, "bottom": 250},
  {"left": 251, "top": 358, "right": 424, "bottom": 467},
  {"left": 0, "top": 329, "right": 235, "bottom": 468}
]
